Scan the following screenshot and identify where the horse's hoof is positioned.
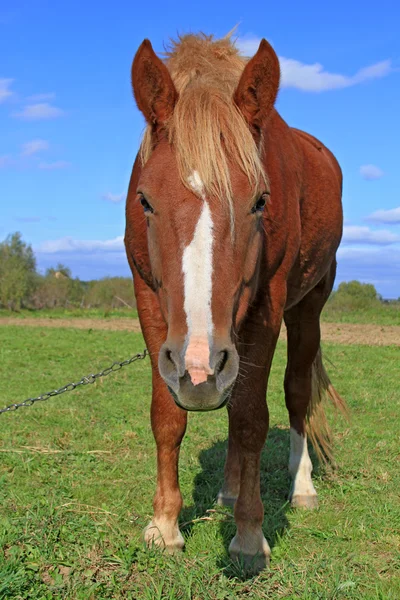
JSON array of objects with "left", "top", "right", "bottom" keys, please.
[
  {"left": 143, "top": 520, "right": 185, "bottom": 553},
  {"left": 230, "top": 549, "right": 270, "bottom": 573},
  {"left": 229, "top": 532, "right": 271, "bottom": 573},
  {"left": 290, "top": 494, "right": 319, "bottom": 509},
  {"left": 217, "top": 489, "right": 237, "bottom": 508}
]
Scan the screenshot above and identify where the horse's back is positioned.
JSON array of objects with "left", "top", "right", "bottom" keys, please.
[{"left": 291, "top": 127, "right": 342, "bottom": 190}]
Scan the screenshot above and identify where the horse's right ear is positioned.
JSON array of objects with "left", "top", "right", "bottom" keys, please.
[{"left": 131, "top": 39, "right": 178, "bottom": 128}]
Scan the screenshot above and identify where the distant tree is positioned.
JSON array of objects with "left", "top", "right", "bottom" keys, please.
[
  {"left": 0, "top": 232, "right": 135, "bottom": 311},
  {"left": 336, "top": 280, "right": 380, "bottom": 301},
  {"left": 326, "top": 279, "right": 382, "bottom": 314},
  {"left": 33, "top": 264, "right": 85, "bottom": 308},
  {"left": 45, "top": 263, "right": 72, "bottom": 279},
  {"left": 0, "top": 232, "right": 37, "bottom": 310},
  {"left": 86, "top": 277, "right": 135, "bottom": 309}
]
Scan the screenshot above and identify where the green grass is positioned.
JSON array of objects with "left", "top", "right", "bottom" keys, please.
[
  {"left": 321, "top": 302, "right": 400, "bottom": 326},
  {"left": 0, "top": 326, "right": 399, "bottom": 599},
  {"left": 1, "top": 300, "right": 399, "bottom": 326},
  {"left": 0, "top": 307, "right": 138, "bottom": 320}
]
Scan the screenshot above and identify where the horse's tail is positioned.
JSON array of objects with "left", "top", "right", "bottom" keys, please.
[{"left": 306, "top": 347, "right": 348, "bottom": 464}]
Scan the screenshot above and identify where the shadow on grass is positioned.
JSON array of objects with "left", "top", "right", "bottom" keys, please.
[{"left": 180, "top": 426, "right": 322, "bottom": 580}]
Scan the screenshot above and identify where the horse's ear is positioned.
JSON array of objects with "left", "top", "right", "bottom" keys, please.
[
  {"left": 234, "top": 39, "right": 280, "bottom": 130},
  {"left": 131, "top": 39, "right": 178, "bottom": 127}
]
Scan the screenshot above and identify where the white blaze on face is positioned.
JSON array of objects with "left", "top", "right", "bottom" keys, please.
[
  {"left": 288, "top": 429, "right": 317, "bottom": 499},
  {"left": 182, "top": 172, "right": 214, "bottom": 386}
]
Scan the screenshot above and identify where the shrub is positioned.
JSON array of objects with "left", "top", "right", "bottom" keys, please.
[
  {"left": 327, "top": 280, "right": 381, "bottom": 313},
  {"left": 0, "top": 233, "right": 37, "bottom": 310},
  {"left": 85, "top": 277, "right": 135, "bottom": 309}
]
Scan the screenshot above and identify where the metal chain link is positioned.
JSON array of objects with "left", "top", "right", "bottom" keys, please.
[{"left": 0, "top": 349, "right": 148, "bottom": 416}]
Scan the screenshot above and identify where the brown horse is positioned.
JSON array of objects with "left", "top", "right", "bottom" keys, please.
[{"left": 125, "top": 33, "right": 346, "bottom": 571}]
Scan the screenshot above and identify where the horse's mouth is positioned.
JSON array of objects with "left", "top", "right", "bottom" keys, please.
[{"left": 167, "top": 380, "right": 233, "bottom": 412}]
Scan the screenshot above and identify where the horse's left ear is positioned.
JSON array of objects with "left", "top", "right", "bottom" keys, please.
[
  {"left": 131, "top": 39, "right": 178, "bottom": 128},
  {"left": 234, "top": 39, "right": 280, "bottom": 130}
]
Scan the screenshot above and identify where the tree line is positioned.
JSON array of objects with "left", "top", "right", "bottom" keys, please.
[
  {"left": 0, "top": 232, "right": 396, "bottom": 313},
  {"left": 0, "top": 233, "right": 136, "bottom": 311}
]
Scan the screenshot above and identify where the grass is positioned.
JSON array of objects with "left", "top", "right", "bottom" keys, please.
[
  {"left": 0, "top": 325, "right": 399, "bottom": 598},
  {"left": 0, "top": 307, "right": 138, "bottom": 320},
  {"left": 0, "top": 300, "right": 399, "bottom": 326},
  {"left": 321, "top": 300, "right": 400, "bottom": 326}
]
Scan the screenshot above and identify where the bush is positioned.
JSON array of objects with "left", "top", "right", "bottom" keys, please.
[
  {"left": 31, "top": 271, "right": 86, "bottom": 309},
  {"left": 0, "top": 233, "right": 37, "bottom": 310},
  {"left": 335, "top": 280, "right": 380, "bottom": 301},
  {"left": 0, "top": 234, "right": 136, "bottom": 312},
  {"left": 327, "top": 280, "right": 381, "bottom": 313},
  {"left": 85, "top": 277, "right": 135, "bottom": 309}
]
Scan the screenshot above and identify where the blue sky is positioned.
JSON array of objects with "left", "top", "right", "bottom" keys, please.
[{"left": 1, "top": 0, "right": 399, "bottom": 297}]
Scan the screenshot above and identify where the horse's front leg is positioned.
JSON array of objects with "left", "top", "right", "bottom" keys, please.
[
  {"left": 132, "top": 270, "right": 188, "bottom": 552},
  {"left": 144, "top": 372, "right": 187, "bottom": 552},
  {"left": 228, "top": 372, "right": 270, "bottom": 571},
  {"left": 227, "top": 302, "right": 283, "bottom": 572}
]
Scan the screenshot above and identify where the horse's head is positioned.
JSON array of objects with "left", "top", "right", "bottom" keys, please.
[{"left": 130, "top": 37, "right": 280, "bottom": 411}]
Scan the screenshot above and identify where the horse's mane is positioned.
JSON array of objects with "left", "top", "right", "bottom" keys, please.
[{"left": 140, "top": 33, "right": 267, "bottom": 209}]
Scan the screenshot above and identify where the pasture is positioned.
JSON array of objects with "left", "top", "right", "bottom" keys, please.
[{"left": 0, "top": 323, "right": 399, "bottom": 599}]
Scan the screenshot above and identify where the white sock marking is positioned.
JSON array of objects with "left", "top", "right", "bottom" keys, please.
[{"left": 289, "top": 428, "right": 317, "bottom": 498}]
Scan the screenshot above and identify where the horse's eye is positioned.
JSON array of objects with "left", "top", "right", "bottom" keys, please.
[
  {"left": 251, "top": 193, "right": 269, "bottom": 214},
  {"left": 139, "top": 195, "right": 154, "bottom": 214}
]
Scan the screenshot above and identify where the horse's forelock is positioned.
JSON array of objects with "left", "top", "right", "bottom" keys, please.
[{"left": 139, "top": 33, "right": 268, "bottom": 216}]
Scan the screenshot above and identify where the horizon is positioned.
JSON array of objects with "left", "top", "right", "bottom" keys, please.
[{"left": 1, "top": 1, "right": 399, "bottom": 297}]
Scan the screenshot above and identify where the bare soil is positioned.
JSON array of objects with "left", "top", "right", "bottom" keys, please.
[
  {"left": 1, "top": 317, "right": 399, "bottom": 346},
  {"left": 319, "top": 322, "right": 400, "bottom": 346},
  {"left": 0, "top": 317, "right": 142, "bottom": 333}
]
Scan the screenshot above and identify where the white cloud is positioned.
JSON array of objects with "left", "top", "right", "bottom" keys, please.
[
  {"left": 236, "top": 36, "right": 393, "bottom": 92},
  {"left": 342, "top": 225, "right": 400, "bottom": 245},
  {"left": 102, "top": 192, "right": 125, "bottom": 203},
  {"left": 36, "top": 236, "right": 125, "bottom": 254},
  {"left": 359, "top": 164, "right": 384, "bottom": 180},
  {"left": 12, "top": 102, "right": 64, "bottom": 120},
  {"left": 26, "top": 93, "right": 56, "bottom": 102},
  {"left": 0, "top": 78, "right": 13, "bottom": 103},
  {"left": 336, "top": 246, "right": 400, "bottom": 298},
  {"left": 36, "top": 251, "right": 130, "bottom": 280},
  {"left": 366, "top": 207, "right": 400, "bottom": 225},
  {"left": 34, "top": 235, "right": 400, "bottom": 298},
  {"left": 38, "top": 160, "right": 70, "bottom": 170},
  {"left": 21, "top": 139, "right": 49, "bottom": 156},
  {"left": 279, "top": 58, "right": 391, "bottom": 92},
  {"left": 236, "top": 36, "right": 264, "bottom": 57}
]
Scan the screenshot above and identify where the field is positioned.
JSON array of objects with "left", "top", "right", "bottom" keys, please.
[
  {"left": 1, "top": 296, "right": 400, "bottom": 326},
  {"left": 0, "top": 321, "right": 399, "bottom": 599}
]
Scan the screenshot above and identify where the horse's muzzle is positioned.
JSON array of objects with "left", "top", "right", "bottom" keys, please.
[{"left": 159, "top": 342, "right": 239, "bottom": 411}]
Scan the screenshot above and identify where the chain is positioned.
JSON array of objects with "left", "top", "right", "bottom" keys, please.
[{"left": 0, "top": 349, "right": 148, "bottom": 416}]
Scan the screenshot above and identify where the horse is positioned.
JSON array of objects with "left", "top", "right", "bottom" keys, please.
[{"left": 125, "top": 33, "right": 346, "bottom": 571}]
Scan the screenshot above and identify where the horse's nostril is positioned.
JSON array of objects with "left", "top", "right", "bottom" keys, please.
[
  {"left": 214, "top": 345, "right": 239, "bottom": 393},
  {"left": 158, "top": 344, "right": 182, "bottom": 393},
  {"left": 216, "top": 350, "right": 229, "bottom": 374}
]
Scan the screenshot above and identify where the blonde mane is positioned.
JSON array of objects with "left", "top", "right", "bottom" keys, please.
[{"left": 140, "top": 33, "right": 267, "bottom": 208}]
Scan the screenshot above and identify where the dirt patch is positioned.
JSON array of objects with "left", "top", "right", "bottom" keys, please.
[
  {"left": 1, "top": 317, "right": 399, "bottom": 346},
  {"left": 316, "top": 323, "right": 399, "bottom": 347},
  {"left": 0, "top": 317, "right": 142, "bottom": 332}
]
